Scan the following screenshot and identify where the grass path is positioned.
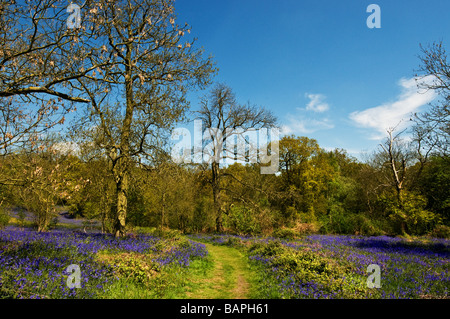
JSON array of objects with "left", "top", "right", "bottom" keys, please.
[{"left": 185, "top": 242, "right": 253, "bottom": 299}]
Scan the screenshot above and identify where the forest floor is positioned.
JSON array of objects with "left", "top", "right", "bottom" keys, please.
[{"left": 185, "top": 242, "right": 253, "bottom": 299}]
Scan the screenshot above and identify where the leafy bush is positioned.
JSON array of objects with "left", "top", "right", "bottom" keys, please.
[
  {"left": 224, "top": 236, "right": 244, "bottom": 247},
  {"left": 160, "top": 228, "right": 184, "bottom": 239},
  {"left": 385, "top": 192, "right": 442, "bottom": 235},
  {"left": 294, "top": 222, "right": 319, "bottom": 235},
  {"left": 272, "top": 228, "right": 297, "bottom": 239},
  {"left": 349, "top": 215, "right": 385, "bottom": 236},
  {"left": 224, "top": 205, "right": 261, "bottom": 235},
  {"left": 248, "top": 240, "right": 285, "bottom": 257},
  {"left": 247, "top": 239, "right": 373, "bottom": 299},
  {"left": 320, "top": 209, "right": 354, "bottom": 234},
  {"left": 430, "top": 224, "right": 450, "bottom": 239},
  {"left": 319, "top": 211, "right": 385, "bottom": 236},
  {"left": 98, "top": 252, "right": 160, "bottom": 286},
  {"left": 0, "top": 207, "right": 10, "bottom": 229}
]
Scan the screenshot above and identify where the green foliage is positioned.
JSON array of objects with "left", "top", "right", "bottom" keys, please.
[
  {"left": 96, "top": 236, "right": 208, "bottom": 299},
  {"left": 248, "top": 240, "right": 285, "bottom": 257},
  {"left": 192, "top": 196, "right": 213, "bottom": 233},
  {"left": 417, "top": 156, "right": 450, "bottom": 224},
  {"left": 271, "top": 228, "right": 298, "bottom": 240},
  {"left": 247, "top": 240, "right": 374, "bottom": 299},
  {"left": 64, "top": 158, "right": 116, "bottom": 233},
  {"left": 160, "top": 229, "right": 184, "bottom": 239},
  {"left": 99, "top": 252, "right": 161, "bottom": 285},
  {"left": 126, "top": 183, "right": 149, "bottom": 227},
  {"left": 2, "top": 130, "right": 449, "bottom": 238},
  {"left": 430, "top": 224, "right": 450, "bottom": 239},
  {"left": 15, "top": 209, "right": 27, "bottom": 228},
  {"left": 223, "top": 205, "right": 261, "bottom": 235},
  {"left": 0, "top": 207, "right": 10, "bottom": 229},
  {"left": 223, "top": 236, "right": 245, "bottom": 247},
  {"left": 320, "top": 211, "right": 385, "bottom": 236},
  {"left": 349, "top": 214, "right": 385, "bottom": 236},
  {"left": 382, "top": 191, "right": 442, "bottom": 235}
]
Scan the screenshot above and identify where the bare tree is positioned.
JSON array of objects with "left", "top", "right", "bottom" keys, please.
[
  {"left": 414, "top": 41, "right": 450, "bottom": 157},
  {"left": 377, "top": 127, "right": 415, "bottom": 233},
  {"left": 379, "top": 129, "right": 411, "bottom": 202},
  {"left": 195, "top": 83, "right": 277, "bottom": 232},
  {"left": 0, "top": 0, "right": 115, "bottom": 154},
  {"left": 0, "top": 0, "right": 94, "bottom": 101}
]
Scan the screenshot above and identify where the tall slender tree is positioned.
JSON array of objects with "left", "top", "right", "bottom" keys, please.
[{"left": 375, "top": 128, "right": 415, "bottom": 234}]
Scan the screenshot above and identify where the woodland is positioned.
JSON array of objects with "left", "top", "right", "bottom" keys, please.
[{"left": 0, "top": 0, "right": 449, "bottom": 240}]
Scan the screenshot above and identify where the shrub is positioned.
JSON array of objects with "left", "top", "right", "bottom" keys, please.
[
  {"left": 0, "top": 208, "right": 10, "bottom": 229},
  {"left": 224, "top": 236, "right": 244, "bottom": 247},
  {"left": 319, "top": 211, "right": 385, "bottom": 236},
  {"left": 322, "top": 210, "right": 354, "bottom": 234},
  {"left": 162, "top": 229, "right": 183, "bottom": 239},
  {"left": 294, "top": 222, "right": 319, "bottom": 235},
  {"left": 223, "top": 206, "right": 261, "bottom": 235},
  {"left": 248, "top": 240, "right": 284, "bottom": 257},
  {"left": 272, "top": 228, "right": 297, "bottom": 239},
  {"left": 383, "top": 191, "right": 441, "bottom": 235},
  {"left": 247, "top": 240, "right": 372, "bottom": 299},
  {"left": 100, "top": 252, "right": 160, "bottom": 286},
  {"left": 349, "top": 215, "right": 385, "bottom": 236},
  {"left": 430, "top": 225, "right": 450, "bottom": 239},
  {"left": 272, "top": 249, "right": 331, "bottom": 275}
]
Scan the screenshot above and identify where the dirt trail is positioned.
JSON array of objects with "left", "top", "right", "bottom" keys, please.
[{"left": 186, "top": 243, "right": 251, "bottom": 299}]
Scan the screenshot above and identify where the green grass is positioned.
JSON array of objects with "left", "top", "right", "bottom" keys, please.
[
  {"left": 181, "top": 242, "right": 259, "bottom": 299},
  {"left": 94, "top": 242, "right": 253, "bottom": 300},
  {"left": 99, "top": 250, "right": 220, "bottom": 299}
]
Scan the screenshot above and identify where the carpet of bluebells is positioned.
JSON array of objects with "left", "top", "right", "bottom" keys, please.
[
  {"left": 0, "top": 227, "right": 207, "bottom": 299},
  {"left": 189, "top": 233, "right": 450, "bottom": 299}
]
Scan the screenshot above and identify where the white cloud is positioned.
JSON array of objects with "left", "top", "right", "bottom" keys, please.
[
  {"left": 281, "top": 92, "right": 333, "bottom": 135},
  {"left": 349, "top": 76, "right": 437, "bottom": 140},
  {"left": 281, "top": 117, "right": 334, "bottom": 135},
  {"left": 305, "top": 93, "right": 330, "bottom": 113}
]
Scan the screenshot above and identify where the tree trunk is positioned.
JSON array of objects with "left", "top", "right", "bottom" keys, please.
[
  {"left": 113, "top": 49, "right": 134, "bottom": 238},
  {"left": 110, "top": 142, "right": 130, "bottom": 238},
  {"left": 114, "top": 160, "right": 129, "bottom": 238},
  {"left": 161, "top": 192, "right": 166, "bottom": 233},
  {"left": 396, "top": 187, "right": 408, "bottom": 235},
  {"left": 383, "top": 130, "right": 409, "bottom": 235},
  {"left": 211, "top": 161, "right": 223, "bottom": 232}
]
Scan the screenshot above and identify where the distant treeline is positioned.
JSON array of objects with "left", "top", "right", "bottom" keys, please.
[{"left": 1, "top": 133, "right": 448, "bottom": 238}]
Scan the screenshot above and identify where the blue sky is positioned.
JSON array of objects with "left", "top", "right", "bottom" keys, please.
[{"left": 174, "top": 0, "right": 450, "bottom": 159}]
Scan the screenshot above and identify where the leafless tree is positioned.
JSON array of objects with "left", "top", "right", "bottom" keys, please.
[
  {"left": 195, "top": 83, "right": 277, "bottom": 232},
  {"left": 0, "top": 0, "right": 107, "bottom": 154},
  {"left": 377, "top": 127, "right": 415, "bottom": 233},
  {"left": 414, "top": 41, "right": 450, "bottom": 157}
]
